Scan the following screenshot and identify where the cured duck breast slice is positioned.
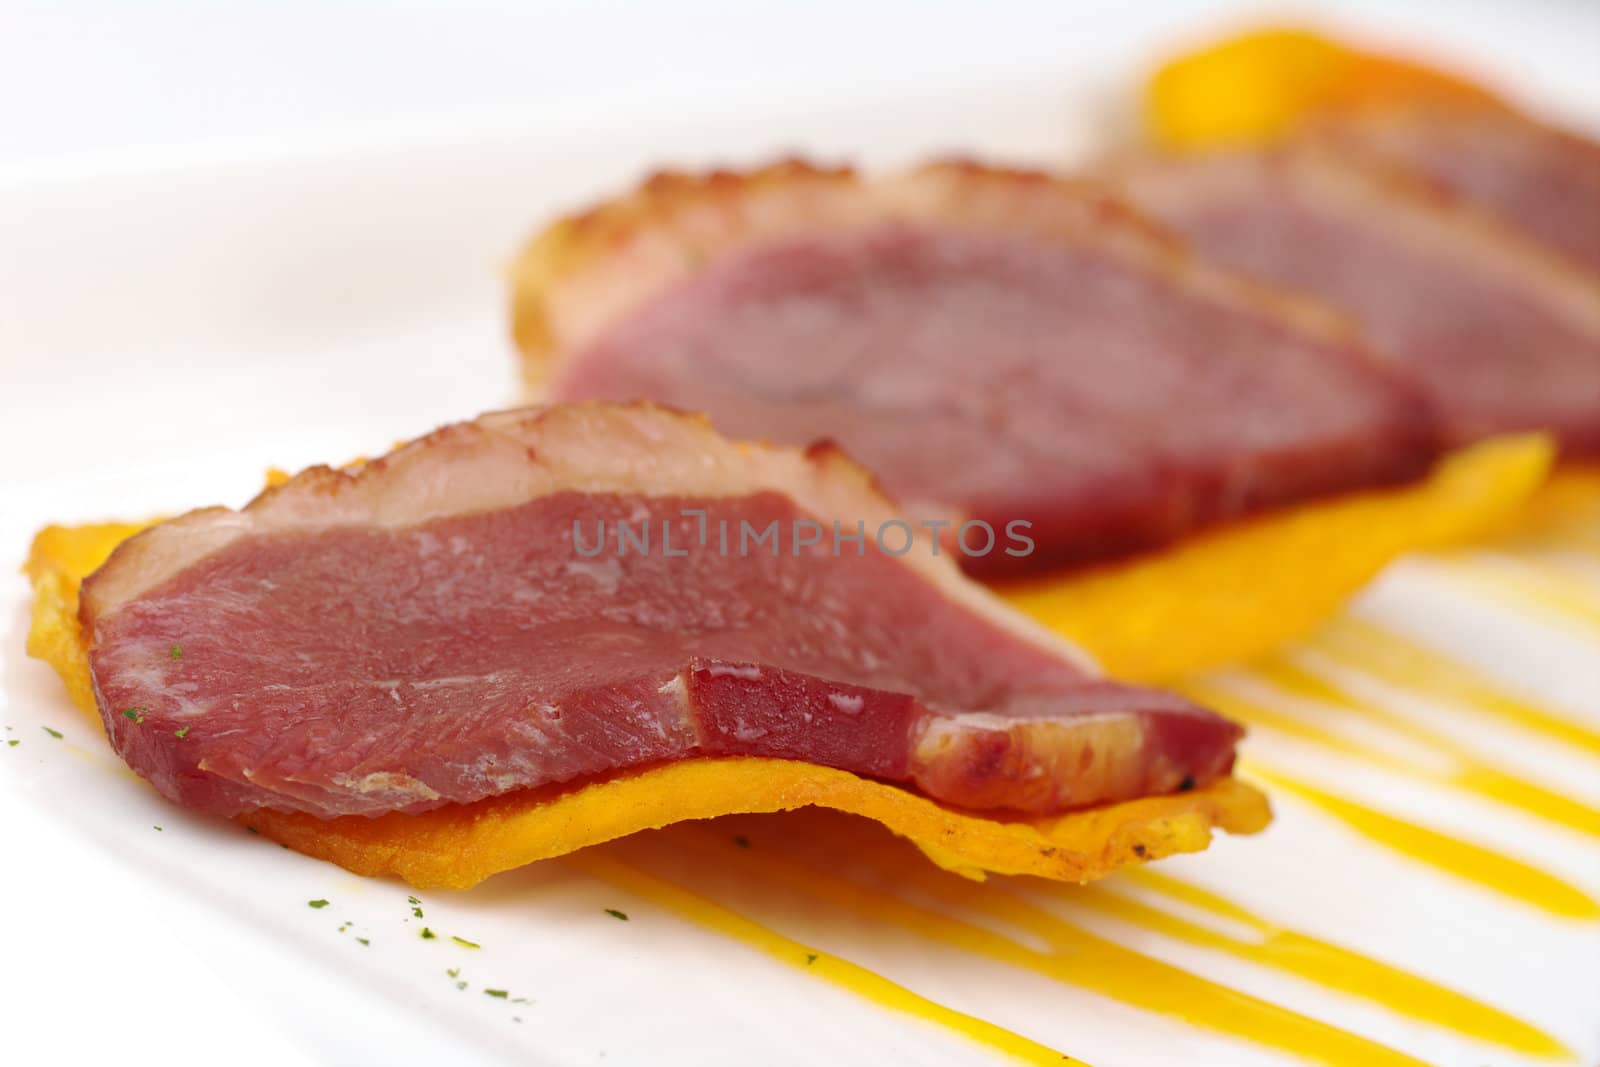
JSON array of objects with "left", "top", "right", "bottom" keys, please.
[
  {"left": 1114, "top": 149, "right": 1600, "bottom": 456},
  {"left": 513, "top": 160, "right": 1440, "bottom": 577},
  {"left": 79, "top": 403, "right": 1242, "bottom": 820},
  {"left": 1309, "top": 105, "right": 1600, "bottom": 277}
]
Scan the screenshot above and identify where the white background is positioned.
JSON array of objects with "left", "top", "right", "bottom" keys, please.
[{"left": 2, "top": 3, "right": 1598, "bottom": 1066}]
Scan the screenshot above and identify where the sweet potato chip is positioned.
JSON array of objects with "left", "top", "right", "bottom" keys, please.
[
  {"left": 23, "top": 518, "right": 1268, "bottom": 889},
  {"left": 997, "top": 436, "right": 1553, "bottom": 683},
  {"left": 1144, "top": 26, "right": 1506, "bottom": 150},
  {"left": 1498, "top": 464, "right": 1600, "bottom": 548}
]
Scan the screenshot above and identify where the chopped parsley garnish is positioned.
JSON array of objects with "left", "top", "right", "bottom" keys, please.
[
  {"left": 122, "top": 707, "right": 147, "bottom": 724},
  {"left": 42, "top": 726, "right": 63, "bottom": 739},
  {"left": 339, "top": 922, "right": 351, "bottom": 933},
  {"left": 604, "top": 908, "right": 629, "bottom": 922},
  {"left": 408, "top": 895, "right": 420, "bottom": 905},
  {"left": 450, "top": 936, "right": 480, "bottom": 949},
  {"left": 6, "top": 740, "right": 18, "bottom": 747},
  {"left": 732, "top": 835, "right": 751, "bottom": 849},
  {"left": 455, "top": 981, "right": 468, "bottom": 991},
  {"left": 484, "top": 989, "right": 508, "bottom": 999},
  {"left": 446, "top": 968, "right": 460, "bottom": 979},
  {"left": 411, "top": 905, "right": 424, "bottom": 918},
  {"left": 170, "top": 645, "right": 183, "bottom": 661},
  {"left": 308, "top": 899, "right": 330, "bottom": 909},
  {"left": 355, "top": 937, "right": 370, "bottom": 946},
  {"left": 805, "top": 953, "right": 818, "bottom": 966},
  {"left": 174, "top": 726, "right": 191, "bottom": 740},
  {"left": 420, "top": 927, "right": 437, "bottom": 940},
  {"left": 153, "top": 826, "right": 163, "bottom": 832}
]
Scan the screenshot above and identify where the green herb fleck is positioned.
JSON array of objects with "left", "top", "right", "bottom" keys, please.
[
  {"left": 484, "top": 989, "right": 509, "bottom": 999},
  {"left": 174, "top": 726, "right": 191, "bottom": 740},
  {"left": 411, "top": 905, "right": 424, "bottom": 919},
  {"left": 122, "top": 707, "right": 147, "bottom": 724},
  {"left": 356, "top": 937, "right": 370, "bottom": 946},
  {"left": 420, "top": 927, "right": 437, "bottom": 940},
  {"left": 446, "top": 968, "right": 460, "bottom": 979},
  {"left": 408, "top": 895, "right": 420, "bottom": 905},
  {"left": 604, "top": 908, "right": 629, "bottom": 922},
  {"left": 43, "top": 726, "right": 63, "bottom": 739},
  {"left": 308, "top": 899, "right": 330, "bottom": 909},
  {"left": 451, "top": 936, "right": 480, "bottom": 949},
  {"left": 805, "top": 953, "right": 818, "bottom": 966},
  {"left": 170, "top": 645, "right": 183, "bottom": 661},
  {"left": 339, "top": 922, "right": 351, "bottom": 933},
  {"left": 455, "top": 981, "right": 468, "bottom": 991},
  {"left": 6, "top": 740, "right": 18, "bottom": 747},
  {"left": 153, "top": 825, "right": 163, "bottom": 832},
  {"left": 732, "top": 834, "right": 750, "bottom": 849}
]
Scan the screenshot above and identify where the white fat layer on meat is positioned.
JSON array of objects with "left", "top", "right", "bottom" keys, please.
[
  {"left": 111, "top": 645, "right": 210, "bottom": 719},
  {"left": 329, "top": 771, "right": 442, "bottom": 800},
  {"left": 827, "top": 692, "right": 864, "bottom": 715},
  {"left": 705, "top": 663, "right": 762, "bottom": 680},
  {"left": 562, "top": 558, "right": 623, "bottom": 594},
  {"left": 729, "top": 718, "right": 768, "bottom": 742},
  {"left": 406, "top": 671, "right": 514, "bottom": 691}
]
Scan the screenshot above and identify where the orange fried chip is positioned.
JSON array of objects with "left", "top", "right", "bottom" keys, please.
[
  {"left": 1498, "top": 464, "right": 1600, "bottom": 549},
  {"left": 23, "top": 519, "right": 1269, "bottom": 889},
  {"left": 996, "top": 436, "right": 1553, "bottom": 683},
  {"left": 1145, "top": 26, "right": 1505, "bottom": 150}
]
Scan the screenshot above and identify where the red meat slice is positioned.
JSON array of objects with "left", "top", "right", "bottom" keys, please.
[
  {"left": 518, "top": 161, "right": 1440, "bottom": 577},
  {"left": 1311, "top": 105, "right": 1600, "bottom": 276},
  {"left": 80, "top": 404, "right": 1241, "bottom": 820},
  {"left": 1114, "top": 149, "right": 1600, "bottom": 455}
]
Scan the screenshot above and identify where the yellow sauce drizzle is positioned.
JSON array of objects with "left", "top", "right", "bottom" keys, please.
[
  {"left": 565, "top": 850, "right": 1079, "bottom": 1065},
  {"left": 1433, "top": 554, "right": 1600, "bottom": 634},
  {"left": 1094, "top": 869, "right": 1568, "bottom": 1057},
  {"left": 1243, "top": 762, "right": 1600, "bottom": 920},
  {"left": 1506, "top": 552, "right": 1600, "bottom": 597},
  {"left": 1308, "top": 617, "right": 1600, "bottom": 760},
  {"left": 625, "top": 823, "right": 1436, "bottom": 1067},
  {"left": 1248, "top": 658, "right": 1600, "bottom": 839}
]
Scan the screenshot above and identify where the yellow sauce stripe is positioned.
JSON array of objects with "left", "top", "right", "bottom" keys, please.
[
  {"left": 1090, "top": 871, "right": 1567, "bottom": 1057},
  {"left": 566, "top": 851, "right": 1079, "bottom": 1066},
  {"left": 1243, "top": 763, "right": 1600, "bottom": 921},
  {"left": 1248, "top": 659, "right": 1600, "bottom": 839},
  {"left": 1431, "top": 557, "right": 1600, "bottom": 635},
  {"left": 1307, "top": 617, "right": 1600, "bottom": 760},
  {"left": 642, "top": 823, "right": 1434, "bottom": 1067},
  {"left": 1500, "top": 552, "right": 1600, "bottom": 596}
]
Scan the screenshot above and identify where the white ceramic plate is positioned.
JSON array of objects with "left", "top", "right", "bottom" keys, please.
[{"left": 3, "top": 7, "right": 1598, "bottom": 1065}]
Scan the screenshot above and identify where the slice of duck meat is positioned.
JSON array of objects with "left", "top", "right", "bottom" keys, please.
[
  {"left": 511, "top": 160, "right": 1440, "bottom": 577},
  {"left": 79, "top": 403, "right": 1242, "bottom": 821},
  {"left": 1113, "top": 148, "right": 1600, "bottom": 456},
  {"left": 1307, "top": 105, "right": 1600, "bottom": 277}
]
